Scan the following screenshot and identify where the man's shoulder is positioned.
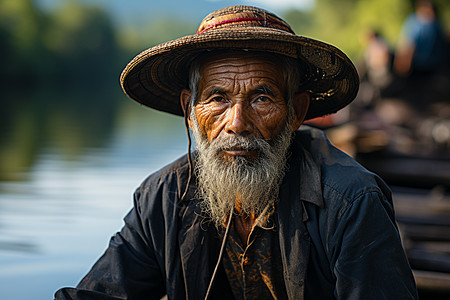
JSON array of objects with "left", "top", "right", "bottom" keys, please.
[
  {"left": 294, "top": 126, "right": 390, "bottom": 202},
  {"left": 127, "top": 153, "right": 195, "bottom": 223},
  {"left": 136, "top": 153, "right": 190, "bottom": 195}
]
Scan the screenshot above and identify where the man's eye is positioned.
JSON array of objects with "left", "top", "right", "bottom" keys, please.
[
  {"left": 211, "top": 96, "right": 226, "bottom": 103},
  {"left": 255, "top": 96, "right": 270, "bottom": 103}
]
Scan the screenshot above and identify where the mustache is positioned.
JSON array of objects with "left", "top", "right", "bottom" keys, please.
[{"left": 209, "top": 135, "right": 270, "bottom": 153}]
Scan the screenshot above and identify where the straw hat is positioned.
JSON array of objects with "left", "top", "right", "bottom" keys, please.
[{"left": 120, "top": 5, "right": 359, "bottom": 120}]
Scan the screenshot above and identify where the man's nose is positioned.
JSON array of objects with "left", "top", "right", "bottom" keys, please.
[{"left": 224, "top": 103, "right": 253, "bottom": 136}]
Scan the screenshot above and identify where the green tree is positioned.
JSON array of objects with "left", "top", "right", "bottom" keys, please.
[
  {"left": 43, "top": 0, "right": 122, "bottom": 88},
  {"left": 0, "top": 0, "right": 44, "bottom": 85}
]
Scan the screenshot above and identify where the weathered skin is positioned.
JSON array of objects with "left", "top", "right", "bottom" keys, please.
[{"left": 181, "top": 52, "right": 309, "bottom": 159}]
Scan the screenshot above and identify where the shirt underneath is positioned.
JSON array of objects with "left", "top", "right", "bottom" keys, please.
[{"left": 221, "top": 204, "right": 288, "bottom": 300}]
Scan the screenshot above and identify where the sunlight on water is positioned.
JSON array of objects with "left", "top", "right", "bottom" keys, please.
[{"left": 0, "top": 100, "right": 187, "bottom": 300}]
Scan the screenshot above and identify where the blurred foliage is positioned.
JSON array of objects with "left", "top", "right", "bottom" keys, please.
[
  {"left": 0, "top": 0, "right": 196, "bottom": 88},
  {"left": 117, "top": 18, "right": 196, "bottom": 70},
  {"left": 1, "top": 0, "right": 129, "bottom": 91}
]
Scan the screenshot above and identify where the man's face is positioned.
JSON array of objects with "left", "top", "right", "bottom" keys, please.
[
  {"left": 193, "top": 52, "right": 292, "bottom": 162},
  {"left": 179, "top": 52, "right": 309, "bottom": 224}
]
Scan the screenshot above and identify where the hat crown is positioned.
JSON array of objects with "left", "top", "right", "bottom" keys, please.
[{"left": 197, "top": 5, "right": 294, "bottom": 35}]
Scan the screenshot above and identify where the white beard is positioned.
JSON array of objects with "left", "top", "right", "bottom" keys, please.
[{"left": 191, "top": 110, "right": 294, "bottom": 226}]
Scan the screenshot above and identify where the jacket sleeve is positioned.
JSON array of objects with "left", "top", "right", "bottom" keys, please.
[
  {"left": 54, "top": 189, "right": 166, "bottom": 300},
  {"left": 330, "top": 190, "right": 418, "bottom": 299}
]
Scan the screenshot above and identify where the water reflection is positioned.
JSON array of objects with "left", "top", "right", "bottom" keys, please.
[
  {"left": 0, "top": 88, "right": 121, "bottom": 181},
  {"left": 0, "top": 90, "right": 187, "bottom": 300}
]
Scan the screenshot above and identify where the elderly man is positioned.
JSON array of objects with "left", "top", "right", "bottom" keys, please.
[{"left": 56, "top": 5, "right": 418, "bottom": 300}]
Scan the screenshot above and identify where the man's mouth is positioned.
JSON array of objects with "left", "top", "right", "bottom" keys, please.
[{"left": 221, "top": 147, "right": 258, "bottom": 158}]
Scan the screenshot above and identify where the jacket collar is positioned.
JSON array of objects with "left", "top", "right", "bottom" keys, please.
[
  {"left": 276, "top": 129, "right": 324, "bottom": 299},
  {"left": 283, "top": 129, "right": 324, "bottom": 208}
]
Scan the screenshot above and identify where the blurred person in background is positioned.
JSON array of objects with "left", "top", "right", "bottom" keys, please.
[
  {"left": 394, "top": 0, "right": 446, "bottom": 78},
  {"left": 392, "top": 0, "right": 448, "bottom": 111},
  {"left": 364, "top": 30, "right": 393, "bottom": 93},
  {"left": 55, "top": 5, "right": 417, "bottom": 300}
]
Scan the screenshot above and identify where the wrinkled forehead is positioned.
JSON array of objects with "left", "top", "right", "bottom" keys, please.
[{"left": 199, "top": 53, "right": 286, "bottom": 86}]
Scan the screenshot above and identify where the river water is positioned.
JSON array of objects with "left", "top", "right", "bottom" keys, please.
[{"left": 0, "top": 94, "right": 187, "bottom": 300}]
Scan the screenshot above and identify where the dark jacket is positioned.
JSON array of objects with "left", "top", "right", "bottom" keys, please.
[{"left": 55, "top": 127, "right": 418, "bottom": 300}]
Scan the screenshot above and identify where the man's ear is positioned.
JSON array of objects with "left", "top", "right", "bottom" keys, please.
[
  {"left": 290, "top": 91, "right": 310, "bottom": 131},
  {"left": 180, "top": 89, "right": 194, "bottom": 129}
]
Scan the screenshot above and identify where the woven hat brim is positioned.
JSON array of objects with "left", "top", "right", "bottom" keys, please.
[{"left": 120, "top": 26, "right": 359, "bottom": 120}]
